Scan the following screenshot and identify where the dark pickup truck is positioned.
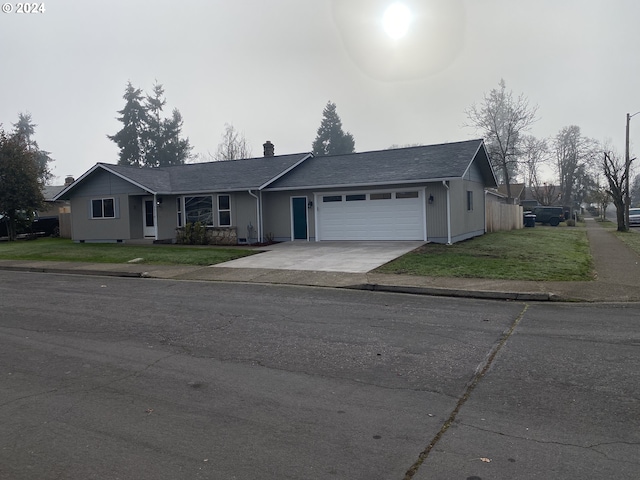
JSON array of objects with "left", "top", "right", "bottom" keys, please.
[
  {"left": 0, "top": 214, "right": 59, "bottom": 238},
  {"left": 531, "top": 206, "right": 564, "bottom": 226}
]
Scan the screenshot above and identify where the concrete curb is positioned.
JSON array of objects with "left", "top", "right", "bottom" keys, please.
[
  {"left": 345, "top": 283, "right": 558, "bottom": 302},
  {"left": 0, "top": 263, "right": 565, "bottom": 302}
]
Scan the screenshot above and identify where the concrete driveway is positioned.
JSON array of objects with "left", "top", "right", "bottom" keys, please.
[{"left": 213, "top": 241, "right": 425, "bottom": 273}]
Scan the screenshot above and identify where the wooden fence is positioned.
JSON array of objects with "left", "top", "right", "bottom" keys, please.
[
  {"left": 59, "top": 212, "right": 72, "bottom": 239},
  {"left": 486, "top": 202, "right": 523, "bottom": 233}
]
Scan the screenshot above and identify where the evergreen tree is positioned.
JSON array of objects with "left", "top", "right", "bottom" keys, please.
[
  {"left": 312, "top": 101, "right": 355, "bottom": 156},
  {"left": 0, "top": 128, "right": 45, "bottom": 241},
  {"left": 143, "top": 81, "right": 166, "bottom": 167},
  {"left": 160, "top": 109, "right": 192, "bottom": 166},
  {"left": 12, "top": 112, "right": 53, "bottom": 184},
  {"left": 107, "top": 82, "right": 146, "bottom": 167},
  {"left": 108, "top": 81, "right": 192, "bottom": 167}
]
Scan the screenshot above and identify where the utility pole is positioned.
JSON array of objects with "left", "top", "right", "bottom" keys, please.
[
  {"left": 625, "top": 112, "right": 639, "bottom": 230},
  {"left": 625, "top": 113, "right": 631, "bottom": 231}
]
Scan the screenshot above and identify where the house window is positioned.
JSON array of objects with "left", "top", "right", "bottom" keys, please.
[
  {"left": 218, "top": 194, "right": 231, "bottom": 226},
  {"left": 91, "top": 198, "right": 115, "bottom": 218},
  {"left": 346, "top": 194, "right": 366, "bottom": 201},
  {"left": 323, "top": 195, "right": 342, "bottom": 202},
  {"left": 370, "top": 193, "right": 392, "bottom": 200},
  {"left": 185, "top": 196, "right": 213, "bottom": 226},
  {"left": 176, "top": 197, "right": 183, "bottom": 227},
  {"left": 396, "top": 191, "right": 419, "bottom": 199},
  {"left": 467, "top": 191, "right": 474, "bottom": 211}
]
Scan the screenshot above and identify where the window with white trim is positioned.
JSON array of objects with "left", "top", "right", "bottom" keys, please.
[
  {"left": 218, "top": 194, "right": 231, "bottom": 226},
  {"left": 91, "top": 198, "right": 115, "bottom": 218},
  {"left": 185, "top": 196, "right": 213, "bottom": 226},
  {"left": 176, "top": 197, "right": 183, "bottom": 227}
]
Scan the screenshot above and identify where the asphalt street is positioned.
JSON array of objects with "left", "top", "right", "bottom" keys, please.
[{"left": 1, "top": 271, "right": 639, "bottom": 480}]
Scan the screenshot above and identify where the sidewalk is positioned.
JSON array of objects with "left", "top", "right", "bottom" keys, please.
[{"left": 1, "top": 219, "right": 638, "bottom": 302}]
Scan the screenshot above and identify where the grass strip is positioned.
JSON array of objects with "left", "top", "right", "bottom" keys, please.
[
  {"left": 376, "top": 226, "right": 593, "bottom": 281},
  {"left": 0, "top": 238, "right": 256, "bottom": 266}
]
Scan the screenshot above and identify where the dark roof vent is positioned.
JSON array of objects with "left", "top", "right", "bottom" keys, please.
[
  {"left": 263, "top": 141, "right": 274, "bottom": 157},
  {"left": 64, "top": 176, "right": 75, "bottom": 186}
]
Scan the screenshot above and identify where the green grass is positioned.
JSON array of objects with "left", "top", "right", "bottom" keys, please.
[
  {"left": 0, "top": 238, "right": 256, "bottom": 266},
  {"left": 611, "top": 228, "right": 640, "bottom": 257},
  {"left": 376, "top": 225, "right": 593, "bottom": 281}
]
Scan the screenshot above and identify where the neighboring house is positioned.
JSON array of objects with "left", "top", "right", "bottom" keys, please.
[
  {"left": 496, "top": 183, "right": 526, "bottom": 205},
  {"left": 53, "top": 139, "right": 497, "bottom": 244}
]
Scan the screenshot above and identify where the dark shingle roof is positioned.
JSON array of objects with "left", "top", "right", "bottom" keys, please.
[
  {"left": 99, "top": 153, "right": 310, "bottom": 194},
  {"left": 54, "top": 140, "right": 496, "bottom": 201},
  {"left": 266, "top": 139, "right": 494, "bottom": 190}
]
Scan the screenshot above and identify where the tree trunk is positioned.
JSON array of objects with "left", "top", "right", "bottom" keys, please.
[{"left": 614, "top": 199, "right": 626, "bottom": 231}]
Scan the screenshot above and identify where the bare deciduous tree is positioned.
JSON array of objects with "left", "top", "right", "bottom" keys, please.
[
  {"left": 465, "top": 79, "right": 538, "bottom": 200},
  {"left": 520, "top": 134, "right": 554, "bottom": 204},
  {"left": 553, "top": 126, "right": 599, "bottom": 208},
  {"left": 214, "top": 123, "right": 252, "bottom": 161},
  {"left": 603, "top": 150, "right": 628, "bottom": 231}
]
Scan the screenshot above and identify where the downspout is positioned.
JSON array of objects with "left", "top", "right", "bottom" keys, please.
[
  {"left": 152, "top": 193, "right": 158, "bottom": 240},
  {"left": 484, "top": 190, "right": 488, "bottom": 234},
  {"left": 442, "top": 181, "right": 452, "bottom": 245},
  {"left": 248, "top": 190, "right": 260, "bottom": 244}
]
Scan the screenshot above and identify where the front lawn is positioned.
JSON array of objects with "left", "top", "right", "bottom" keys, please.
[
  {"left": 0, "top": 238, "right": 256, "bottom": 266},
  {"left": 376, "top": 226, "right": 593, "bottom": 281}
]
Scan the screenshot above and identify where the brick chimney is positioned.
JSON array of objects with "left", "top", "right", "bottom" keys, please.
[{"left": 263, "top": 141, "right": 274, "bottom": 157}]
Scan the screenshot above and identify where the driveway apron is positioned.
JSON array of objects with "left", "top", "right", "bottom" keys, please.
[{"left": 213, "top": 241, "right": 425, "bottom": 273}]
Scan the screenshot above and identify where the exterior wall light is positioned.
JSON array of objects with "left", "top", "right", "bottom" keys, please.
[{"left": 428, "top": 194, "right": 434, "bottom": 204}]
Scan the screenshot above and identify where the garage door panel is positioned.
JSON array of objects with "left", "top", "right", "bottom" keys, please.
[{"left": 318, "top": 192, "right": 424, "bottom": 241}]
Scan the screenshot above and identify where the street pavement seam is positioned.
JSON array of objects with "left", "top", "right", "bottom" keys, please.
[{"left": 402, "top": 304, "right": 530, "bottom": 479}]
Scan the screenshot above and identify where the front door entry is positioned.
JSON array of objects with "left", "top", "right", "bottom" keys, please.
[
  {"left": 143, "top": 197, "right": 155, "bottom": 238},
  {"left": 292, "top": 197, "right": 308, "bottom": 240}
]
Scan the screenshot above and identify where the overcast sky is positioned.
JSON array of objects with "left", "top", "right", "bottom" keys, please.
[{"left": 1, "top": 0, "right": 639, "bottom": 184}]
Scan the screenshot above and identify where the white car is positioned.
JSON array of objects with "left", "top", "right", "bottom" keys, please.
[{"left": 629, "top": 208, "right": 640, "bottom": 226}]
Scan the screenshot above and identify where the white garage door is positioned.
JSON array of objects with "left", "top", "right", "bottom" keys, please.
[{"left": 317, "top": 190, "right": 425, "bottom": 241}]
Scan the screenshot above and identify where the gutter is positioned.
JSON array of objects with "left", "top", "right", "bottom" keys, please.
[{"left": 443, "top": 181, "right": 452, "bottom": 245}]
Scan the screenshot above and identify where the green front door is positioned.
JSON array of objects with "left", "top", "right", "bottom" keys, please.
[{"left": 292, "top": 197, "right": 308, "bottom": 240}]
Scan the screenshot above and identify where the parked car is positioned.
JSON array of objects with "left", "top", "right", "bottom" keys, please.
[
  {"left": 0, "top": 213, "right": 59, "bottom": 238},
  {"left": 629, "top": 208, "right": 640, "bottom": 226},
  {"left": 531, "top": 206, "right": 564, "bottom": 226}
]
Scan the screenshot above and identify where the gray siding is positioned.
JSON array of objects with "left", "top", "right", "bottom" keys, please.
[
  {"left": 425, "top": 182, "right": 449, "bottom": 243},
  {"left": 156, "top": 195, "right": 178, "bottom": 240},
  {"left": 263, "top": 190, "right": 316, "bottom": 242},
  {"left": 233, "top": 192, "right": 259, "bottom": 243},
  {"left": 70, "top": 194, "right": 131, "bottom": 241},
  {"left": 72, "top": 169, "right": 148, "bottom": 197}
]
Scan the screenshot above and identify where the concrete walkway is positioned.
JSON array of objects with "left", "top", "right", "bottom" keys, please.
[
  {"left": 213, "top": 241, "right": 425, "bottom": 273},
  {"left": 0, "top": 219, "right": 638, "bottom": 302}
]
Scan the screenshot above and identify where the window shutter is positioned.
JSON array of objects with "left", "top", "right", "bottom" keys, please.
[
  {"left": 88, "top": 200, "right": 93, "bottom": 219},
  {"left": 114, "top": 197, "right": 120, "bottom": 219}
]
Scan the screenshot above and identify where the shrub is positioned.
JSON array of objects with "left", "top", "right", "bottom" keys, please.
[{"left": 176, "top": 222, "right": 209, "bottom": 245}]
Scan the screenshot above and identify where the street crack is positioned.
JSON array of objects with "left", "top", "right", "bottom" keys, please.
[{"left": 402, "top": 304, "right": 529, "bottom": 479}]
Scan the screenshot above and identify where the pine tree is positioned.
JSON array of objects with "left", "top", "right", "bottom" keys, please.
[
  {"left": 0, "top": 129, "right": 45, "bottom": 240},
  {"left": 160, "top": 109, "right": 192, "bottom": 166},
  {"left": 312, "top": 101, "right": 355, "bottom": 156},
  {"left": 107, "top": 82, "right": 146, "bottom": 167},
  {"left": 109, "top": 81, "right": 192, "bottom": 167},
  {"left": 143, "top": 81, "right": 166, "bottom": 167},
  {"left": 12, "top": 112, "right": 53, "bottom": 184}
]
